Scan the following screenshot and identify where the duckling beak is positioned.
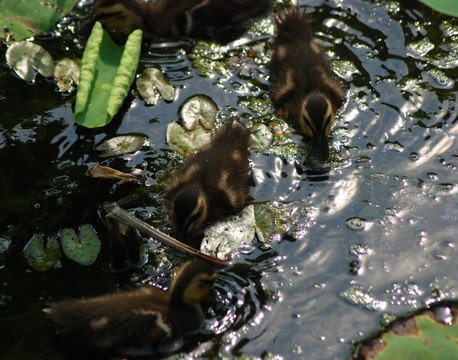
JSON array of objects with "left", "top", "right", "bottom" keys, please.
[{"left": 314, "top": 133, "right": 330, "bottom": 161}]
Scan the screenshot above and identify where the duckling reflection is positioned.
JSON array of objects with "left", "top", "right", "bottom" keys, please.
[
  {"left": 95, "top": 0, "right": 270, "bottom": 43},
  {"left": 165, "top": 121, "right": 252, "bottom": 242},
  {"left": 270, "top": 8, "right": 345, "bottom": 160},
  {"left": 45, "top": 260, "right": 217, "bottom": 353}
]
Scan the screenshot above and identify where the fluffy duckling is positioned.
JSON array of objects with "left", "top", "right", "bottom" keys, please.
[
  {"left": 45, "top": 260, "right": 217, "bottom": 352},
  {"left": 165, "top": 121, "right": 251, "bottom": 242},
  {"left": 95, "top": 0, "right": 270, "bottom": 43},
  {"left": 269, "top": 8, "right": 345, "bottom": 160}
]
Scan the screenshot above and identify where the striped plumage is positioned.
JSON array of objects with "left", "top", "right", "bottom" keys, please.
[
  {"left": 45, "top": 260, "right": 217, "bottom": 352},
  {"left": 165, "top": 121, "right": 252, "bottom": 242},
  {"left": 270, "top": 8, "right": 344, "bottom": 160},
  {"left": 95, "top": 0, "right": 270, "bottom": 43}
]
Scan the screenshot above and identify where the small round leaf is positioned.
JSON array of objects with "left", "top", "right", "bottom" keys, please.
[
  {"left": 95, "top": 133, "right": 148, "bottom": 157},
  {"left": 6, "top": 41, "right": 54, "bottom": 82},
  {"left": 23, "top": 233, "right": 61, "bottom": 271},
  {"left": 54, "top": 58, "right": 80, "bottom": 92},
  {"left": 181, "top": 95, "right": 217, "bottom": 130},
  {"left": 137, "top": 67, "right": 175, "bottom": 104},
  {"left": 166, "top": 122, "right": 212, "bottom": 156},
  {"left": 60, "top": 225, "right": 101, "bottom": 265}
]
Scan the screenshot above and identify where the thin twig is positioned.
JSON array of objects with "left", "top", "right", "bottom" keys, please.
[{"left": 104, "top": 202, "right": 230, "bottom": 267}]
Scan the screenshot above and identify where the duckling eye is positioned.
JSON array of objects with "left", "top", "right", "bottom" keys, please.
[
  {"left": 301, "top": 113, "right": 315, "bottom": 138},
  {"left": 185, "top": 210, "right": 203, "bottom": 233}
]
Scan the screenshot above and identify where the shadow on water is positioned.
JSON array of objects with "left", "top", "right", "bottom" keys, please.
[{"left": 0, "top": 0, "right": 457, "bottom": 359}]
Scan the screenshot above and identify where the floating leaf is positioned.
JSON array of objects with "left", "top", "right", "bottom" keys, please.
[
  {"left": 181, "top": 95, "right": 217, "bottom": 130},
  {"left": 417, "top": 0, "right": 458, "bottom": 17},
  {"left": 341, "top": 286, "right": 387, "bottom": 311},
  {"left": 166, "top": 122, "right": 212, "bottom": 156},
  {"left": 23, "top": 233, "right": 61, "bottom": 271},
  {"left": 353, "top": 301, "right": 458, "bottom": 359},
  {"left": 54, "top": 58, "right": 80, "bottom": 92},
  {"left": 201, "top": 205, "right": 255, "bottom": 260},
  {"left": 89, "top": 164, "right": 144, "bottom": 185},
  {"left": 0, "top": 0, "right": 78, "bottom": 42},
  {"left": 74, "top": 22, "right": 142, "bottom": 128},
  {"left": 95, "top": 134, "right": 148, "bottom": 157},
  {"left": 0, "top": 236, "right": 11, "bottom": 253},
  {"left": 60, "top": 225, "right": 101, "bottom": 265},
  {"left": 251, "top": 123, "right": 273, "bottom": 150},
  {"left": 6, "top": 41, "right": 54, "bottom": 82},
  {"left": 137, "top": 67, "right": 175, "bottom": 104},
  {"left": 254, "top": 204, "right": 275, "bottom": 243}
]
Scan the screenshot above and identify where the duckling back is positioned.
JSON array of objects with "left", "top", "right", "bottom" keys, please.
[
  {"left": 45, "top": 260, "right": 217, "bottom": 352},
  {"left": 96, "top": 0, "right": 270, "bottom": 43},
  {"left": 165, "top": 121, "right": 252, "bottom": 239},
  {"left": 270, "top": 8, "right": 344, "bottom": 159}
]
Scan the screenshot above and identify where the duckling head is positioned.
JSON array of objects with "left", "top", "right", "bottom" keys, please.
[
  {"left": 170, "top": 260, "right": 218, "bottom": 316},
  {"left": 171, "top": 185, "right": 208, "bottom": 241},
  {"left": 299, "top": 93, "right": 335, "bottom": 160}
]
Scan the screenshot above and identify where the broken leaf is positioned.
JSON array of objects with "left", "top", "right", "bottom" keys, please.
[
  {"left": 23, "top": 233, "right": 61, "bottom": 271},
  {"left": 0, "top": 0, "right": 78, "bottom": 42},
  {"left": 166, "top": 122, "right": 212, "bottom": 156},
  {"left": 6, "top": 41, "right": 54, "bottom": 82},
  {"left": 181, "top": 95, "right": 217, "bottom": 131},
  {"left": 95, "top": 134, "right": 148, "bottom": 157},
  {"left": 89, "top": 164, "right": 144, "bottom": 184},
  {"left": 74, "top": 22, "right": 142, "bottom": 128},
  {"left": 201, "top": 205, "right": 255, "bottom": 260},
  {"left": 60, "top": 225, "right": 101, "bottom": 265},
  {"left": 254, "top": 204, "right": 275, "bottom": 243},
  {"left": 251, "top": 123, "right": 273, "bottom": 150},
  {"left": 137, "top": 67, "right": 175, "bottom": 104},
  {"left": 54, "top": 58, "right": 80, "bottom": 92},
  {"left": 353, "top": 301, "right": 458, "bottom": 360}
]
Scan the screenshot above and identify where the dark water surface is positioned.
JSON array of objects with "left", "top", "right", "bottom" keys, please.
[{"left": 0, "top": 0, "right": 457, "bottom": 359}]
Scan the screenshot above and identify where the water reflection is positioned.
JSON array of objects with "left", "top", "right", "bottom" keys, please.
[{"left": 0, "top": 0, "right": 457, "bottom": 359}]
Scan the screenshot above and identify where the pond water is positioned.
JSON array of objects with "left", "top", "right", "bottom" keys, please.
[{"left": 0, "top": 0, "right": 457, "bottom": 359}]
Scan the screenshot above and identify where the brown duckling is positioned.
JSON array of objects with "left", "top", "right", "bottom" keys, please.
[
  {"left": 269, "top": 8, "right": 345, "bottom": 160},
  {"left": 95, "top": 0, "right": 270, "bottom": 43},
  {"left": 164, "top": 121, "right": 252, "bottom": 242},
  {"left": 45, "top": 260, "right": 217, "bottom": 352}
]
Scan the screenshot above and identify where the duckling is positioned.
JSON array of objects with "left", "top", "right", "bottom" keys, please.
[
  {"left": 269, "top": 8, "right": 345, "bottom": 160},
  {"left": 45, "top": 260, "right": 217, "bottom": 352},
  {"left": 95, "top": 0, "right": 270, "bottom": 43},
  {"left": 164, "top": 121, "right": 251, "bottom": 242}
]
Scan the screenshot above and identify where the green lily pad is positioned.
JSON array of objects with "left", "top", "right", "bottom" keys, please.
[
  {"left": 181, "top": 95, "right": 217, "bottom": 131},
  {"left": 60, "top": 225, "right": 101, "bottom": 265},
  {"left": 417, "top": 0, "right": 458, "bottom": 17},
  {"left": 201, "top": 205, "right": 255, "bottom": 260},
  {"left": 353, "top": 301, "right": 458, "bottom": 360},
  {"left": 0, "top": 0, "right": 78, "bottom": 42},
  {"left": 54, "top": 58, "right": 80, "bottom": 92},
  {"left": 95, "top": 133, "right": 149, "bottom": 157},
  {"left": 254, "top": 204, "right": 275, "bottom": 243},
  {"left": 166, "top": 122, "right": 212, "bottom": 156},
  {"left": 251, "top": 123, "right": 273, "bottom": 150},
  {"left": 23, "top": 233, "right": 61, "bottom": 272},
  {"left": 137, "top": 67, "right": 175, "bottom": 104},
  {"left": 74, "top": 22, "right": 142, "bottom": 128},
  {"left": 6, "top": 41, "right": 54, "bottom": 82}
]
